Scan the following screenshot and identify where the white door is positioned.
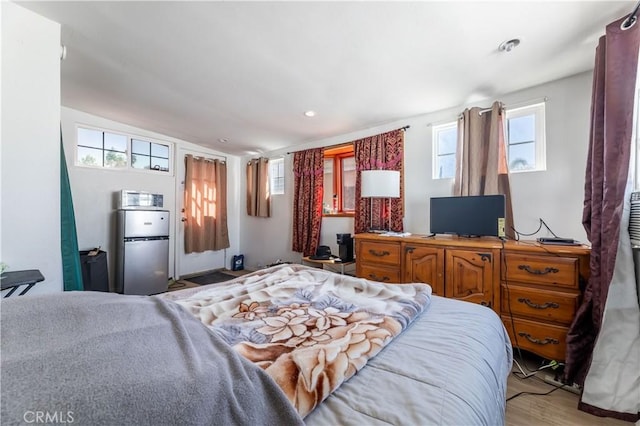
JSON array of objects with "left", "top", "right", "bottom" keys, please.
[{"left": 175, "top": 148, "right": 226, "bottom": 278}]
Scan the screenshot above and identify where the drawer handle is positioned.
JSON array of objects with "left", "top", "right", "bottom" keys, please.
[
  {"left": 480, "top": 301, "right": 492, "bottom": 308},
  {"left": 518, "top": 332, "right": 559, "bottom": 346},
  {"left": 368, "top": 273, "right": 390, "bottom": 282},
  {"left": 517, "top": 298, "right": 559, "bottom": 310},
  {"left": 518, "top": 265, "right": 560, "bottom": 275},
  {"left": 369, "top": 249, "right": 390, "bottom": 257}
]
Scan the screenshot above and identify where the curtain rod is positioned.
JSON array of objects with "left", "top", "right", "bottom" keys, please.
[
  {"left": 286, "top": 125, "right": 410, "bottom": 155},
  {"left": 623, "top": 0, "right": 640, "bottom": 29},
  {"left": 455, "top": 97, "right": 548, "bottom": 119}
]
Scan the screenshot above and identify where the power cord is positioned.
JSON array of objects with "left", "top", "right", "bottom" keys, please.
[
  {"left": 511, "top": 218, "right": 559, "bottom": 241},
  {"left": 506, "top": 380, "right": 566, "bottom": 402}
]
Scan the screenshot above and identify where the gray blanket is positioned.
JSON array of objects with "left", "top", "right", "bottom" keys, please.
[{"left": 0, "top": 292, "right": 303, "bottom": 426}]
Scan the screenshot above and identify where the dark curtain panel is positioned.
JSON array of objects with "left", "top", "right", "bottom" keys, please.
[
  {"left": 563, "top": 16, "right": 639, "bottom": 422},
  {"left": 60, "top": 133, "right": 83, "bottom": 291},
  {"left": 246, "top": 157, "right": 271, "bottom": 217},
  {"left": 454, "top": 101, "right": 515, "bottom": 239},
  {"left": 292, "top": 148, "right": 324, "bottom": 256},
  {"left": 184, "top": 155, "right": 230, "bottom": 253},
  {"left": 354, "top": 129, "right": 404, "bottom": 234}
]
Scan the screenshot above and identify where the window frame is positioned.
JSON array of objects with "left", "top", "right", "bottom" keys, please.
[
  {"left": 323, "top": 144, "right": 355, "bottom": 217},
  {"left": 75, "top": 124, "right": 174, "bottom": 175},
  {"left": 269, "top": 157, "right": 285, "bottom": 195},
  {"left": 432, "top": 121, "right": 458, "bottom": 180},
  {"left": 504, "top": 102, "right": 547, "bottom": 173}
]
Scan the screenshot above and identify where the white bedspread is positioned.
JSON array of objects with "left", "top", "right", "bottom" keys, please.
[{"left": 304, "top": 295, "right": 513, "bottom": 426}]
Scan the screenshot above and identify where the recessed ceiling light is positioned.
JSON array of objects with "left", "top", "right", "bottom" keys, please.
[
  {"left": 304, "top": 110, "right": 316, "bottom": 117},
  {"left": 218, "top": 138, "right": 229, "bottom": 143},
  {"left": 498, "top": 38, "right": 521, "bottom": 53}
]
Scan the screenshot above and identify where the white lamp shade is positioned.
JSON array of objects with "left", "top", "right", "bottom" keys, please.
[{"left": 361, "top": 170, "right": 400, "bottom": 198}]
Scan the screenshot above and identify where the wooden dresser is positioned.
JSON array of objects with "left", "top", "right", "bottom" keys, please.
[
  {"left": 500, "top": 242, "right": 589, "bottom": 361},
  {"left": 354, "top": 233, "right": 590, "bottom": 361}
]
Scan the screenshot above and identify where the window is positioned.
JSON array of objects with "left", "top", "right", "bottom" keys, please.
[
  {"left": 77, "top": 127, "right": 127, "bottom": 168},
  {"left": 431, "top": 102, "right": 547, "bottom": 179},
  {"left": 131, "top": 139, "right": 170, "bottom": 171},
  {"left": 505, "top": 103, "right": 546, "bottom": 172},
  {"left": 76, "top": 126, "right": 172, "bottom": 173},
  {"left": 269, "top": 157, "right": 285, "bottom": 195},
  {"left": 323, "top": 144, "right": 355, "bottom": 215},
  {"left": 432, "top": 122, "right": 457, "bottom": 179}
]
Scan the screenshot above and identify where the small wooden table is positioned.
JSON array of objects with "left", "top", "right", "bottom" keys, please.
[
  {"left": 1, "top": 270, "right": 45, "bottom": 298},
  {"left": 302, "top": 257, "right": 355, "bottom": 275}
]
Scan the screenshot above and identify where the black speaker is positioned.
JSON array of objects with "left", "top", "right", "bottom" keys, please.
[{"left": 336, "top": 234, "right": 353, "bottom": 262}]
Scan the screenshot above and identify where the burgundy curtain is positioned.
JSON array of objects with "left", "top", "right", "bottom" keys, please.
[
  {"left": 563, "top": 16, "right": 639, "bottom": 421},
  {"left": 354, "top": 129, "right": 404, "bottom": 234},
  {"left": 454, "top": 101, "right": 515, "bottom": 239},
  {"left": 292, "top": 148, "right": 324, "bottom": 256}
]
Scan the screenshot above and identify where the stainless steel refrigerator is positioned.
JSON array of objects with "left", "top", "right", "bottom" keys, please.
[{"left": 115, "top": 209, "right": 170, "bottom": 295}]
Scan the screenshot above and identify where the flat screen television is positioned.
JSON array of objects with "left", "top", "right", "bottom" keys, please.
[{"left": 430, "top": 195, "right": 506, "bottom": 237}]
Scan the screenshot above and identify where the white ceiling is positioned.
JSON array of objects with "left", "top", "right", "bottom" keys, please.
[{"left": 17, "top": 1, "right": 635, "bottom": 156}]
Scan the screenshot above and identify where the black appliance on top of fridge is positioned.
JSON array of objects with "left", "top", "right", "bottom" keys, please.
[{"left": 115, "top": 209, "right": 169, "bottom": 295}]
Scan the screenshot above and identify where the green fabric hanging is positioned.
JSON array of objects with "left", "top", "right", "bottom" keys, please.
[{"left": 60, "top": 130, "right": 83, "bottom": 291}]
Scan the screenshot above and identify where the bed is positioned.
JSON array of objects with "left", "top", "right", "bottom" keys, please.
[{"left": 1, "top": 264, "right": 512, "bottom": 425}]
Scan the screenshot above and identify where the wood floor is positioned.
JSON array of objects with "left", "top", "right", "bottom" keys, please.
[{"left": 505, "top": 353, "right": 631, "bottom": 426}]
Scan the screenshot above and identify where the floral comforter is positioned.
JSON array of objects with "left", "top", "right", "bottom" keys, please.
[{"left": 170, "top": 264, "right": 432, "bottom": 418}]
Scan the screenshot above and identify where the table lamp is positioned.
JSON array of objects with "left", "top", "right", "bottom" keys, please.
[{"left": 361, "top": 170, "right": 400, "bottom": 232}]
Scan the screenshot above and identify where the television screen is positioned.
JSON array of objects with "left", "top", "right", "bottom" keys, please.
[{"left": 430, "top": 195, "right": 506, "bottom": 237}]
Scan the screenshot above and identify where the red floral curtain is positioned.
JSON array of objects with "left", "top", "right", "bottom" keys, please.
[
  {"left": 354, "top": 129, "right": 404, "bottom": 234},
  {"left": 292, "top": 148, "right": 324, "bottom": 256}
]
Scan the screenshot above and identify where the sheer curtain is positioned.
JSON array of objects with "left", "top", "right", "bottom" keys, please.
[
  {"left": 354, "top": 129, "right": 404, "bottom": 234},
  {"left": 246, "top": 157, "right": 271, "bottom": 217},
  {"left": 292, "top": 148, "right": 324, "bottom": 256},
  {"left": 184, "top": 155, "right": 229, "bottom": 253},
  {"left": 454, "top": 101, "right": 515, "bottom": 239},
  {"left": 563, "top": 15, "right": 640, "bottom": 422}
]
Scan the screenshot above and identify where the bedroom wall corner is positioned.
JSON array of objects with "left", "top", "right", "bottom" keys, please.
[{"left": 1, "top": 2, "right": 63, "bottom": 294}]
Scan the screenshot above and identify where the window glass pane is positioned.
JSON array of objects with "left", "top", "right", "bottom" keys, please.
[
  {"left": 131, "top": 153, "right": 150, "bottom": 169},
  {"left": 342, "top": 157, "right": 356, "bottom": 211},
  {"left": 509, "top": 142, "right": 536, "bottom": 170},
  {"left": 78, "top": 128, "right": 103, "bottom": 149},
  {"left": 104, "top": 132, "right": 127, "bottom": 152},
  {"left": 77, "top": 146, "right": 103, "bottom": 166},
  {"left": 437, "top": 153, "right": 456, "bottom": 179},
  {"left": 270, "top": 159, "right": 284, "bottom": 194},
  {"left": 151, "top": 143, "right": 169, "bottom": 158},
  {"left": 437, "top": 127, "right": 457, "bottom": 154},
  {"left": 323, "top": 159, "right": 334, "bottom": 212},
  {"left": 132, "top": 139, "right": 150, "bottom": 155},
  {"left": 508, "top": 115, "right": 535, "bottom": 144},
  {"left": 150, "top": 157, "right": 169, "bottom": 172},
  {"left": 104, "top": 150, "right": 127, "bottom": 168}
]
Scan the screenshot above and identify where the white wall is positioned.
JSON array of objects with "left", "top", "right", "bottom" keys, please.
[
  {"left": 1, "top": 2, "right": 62, "bottom": 294},
  {"left": 240, "top": 72, "right": 593, "bottom": 269},
  {"left": 61, "top": 107, "right": 241, "bottom": 288}
]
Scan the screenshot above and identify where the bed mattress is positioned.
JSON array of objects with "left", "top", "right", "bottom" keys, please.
[{"left": 305, "top": 294, "right": 513, "bottom": 425}]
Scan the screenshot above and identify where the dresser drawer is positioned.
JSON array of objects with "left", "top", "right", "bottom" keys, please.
[
  {"left": 501, "top": 284, "right": 579, "bottom": 325},
  {"left": 503, "top": 253, "right": 578, "bottom": 289},
  {"left": 502, "top": 316, "right": 568, "bottom": 361},
  {"left": 358, "top": 264, "right": 401, "bottom": 284},
  {"left": 358, "top": 241, "right": 401, "bottom": 266}
]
